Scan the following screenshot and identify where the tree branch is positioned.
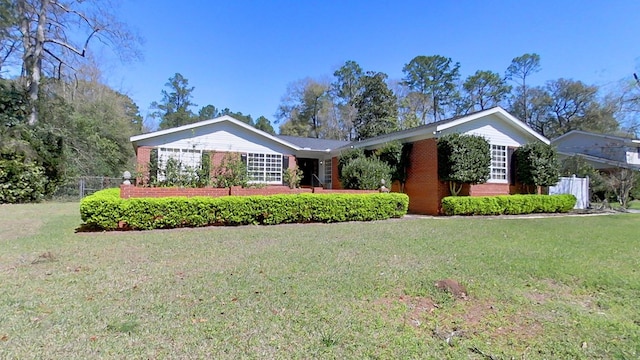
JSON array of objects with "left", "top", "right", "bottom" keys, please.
[
  {"left": 43, "top": 47, "right": 75, "bottom": 79},
  {"left": 44, "top": 26, "right": 100, "bottom": 57}
]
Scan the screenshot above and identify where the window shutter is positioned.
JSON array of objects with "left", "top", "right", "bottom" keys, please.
[
  {"left": 283, "top": 155, "right": 289, "bottom": 169},
  {"left": 508, "top": 147, "right": 516, "bottom": 185},
  {"left": 241, "top": 153, "right": 247, "bottom": 164}
]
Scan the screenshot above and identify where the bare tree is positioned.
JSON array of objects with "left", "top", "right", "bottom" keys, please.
[
  {"left": 11, "top": 0, "right": 141, "bottom": 125},
  {"left": 603, "top": 167, "right": 638, "bottom": 208}
]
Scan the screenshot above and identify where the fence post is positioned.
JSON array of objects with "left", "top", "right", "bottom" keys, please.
[{"left": 79, "top": 178, "right": 85, "bottom": 198}]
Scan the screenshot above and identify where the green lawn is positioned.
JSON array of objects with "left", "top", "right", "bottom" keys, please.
[{"left": 1, "top": 203, "right": 639, "bottom": 359}]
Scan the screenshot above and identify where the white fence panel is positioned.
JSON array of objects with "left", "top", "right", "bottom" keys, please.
[{"left": 549, "top": 176, "right": 589, "bottom": 209}]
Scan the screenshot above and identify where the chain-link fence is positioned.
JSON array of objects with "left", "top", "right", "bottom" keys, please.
[{"left": 52, "top": 176, "right": 122, "bottom": 201}]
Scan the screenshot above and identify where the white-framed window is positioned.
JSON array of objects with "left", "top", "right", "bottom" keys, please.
[
  {"left": 490, "top": 144, "right": 507, "bottom": 182},
  {"left": 247, "top": 153, "right": 282, "bottom": 184},
  {"left": 323, "top": 158, "right": 332, "bottom": 188},
  {"left": 158, "top": 147, "right": 202, "bottom": 180}
]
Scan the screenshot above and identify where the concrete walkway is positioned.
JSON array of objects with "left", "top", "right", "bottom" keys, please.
[{"left": 400, "top": 209, "right": 634, "bottom": 220}]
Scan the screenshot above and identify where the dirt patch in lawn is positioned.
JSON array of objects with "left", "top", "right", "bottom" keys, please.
[
  {"left": 373, "top": 290, "right": 545, "bottom": 346},
  {"left": 374, "top": 292, "right": 438, "bottom": 327},
  {"left": 523, "top": 278, "right": 598, "bottom": 311}
]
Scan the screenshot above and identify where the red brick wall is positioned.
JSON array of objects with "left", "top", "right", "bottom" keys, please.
[
  {"left": 468, "top": 183, "right": 511, "bottom": 196},
  {"left": 135, "top": 146, "right": 153, "bottom": 185},
  {"left": 403, "top": 138, "right": 449, "bottom": 215},
  {"left": 331, "top": 156, "right": 341, "bottom": 189},
  {"left": 210, "top": 152, "right": 228, "bottom": 178},
  {"left": 119, "top": 184, "right": 376, "bottom": 198},
  {"left": 230, "top": 186, "right": 311, "bottom": 196},
  {"left": 120, "top": 185, "right": 230, "bottom": 199},
  {"left": 286, "top": 155, "right": 296, "bottom": 169},
  {"left": 313, "top": 188, "right": 377, "bottom": 194}
]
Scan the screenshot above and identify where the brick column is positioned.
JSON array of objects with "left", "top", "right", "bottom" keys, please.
[{"left": 136, "top": 146, "right": 153, "bottom": 185}]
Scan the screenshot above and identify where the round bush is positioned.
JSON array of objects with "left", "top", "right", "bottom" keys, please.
[{"left": 341, "top": 157, "right": 392, "bottom": 190}]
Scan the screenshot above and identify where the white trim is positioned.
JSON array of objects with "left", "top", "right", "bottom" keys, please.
[
  {"left": 552, "top": 129, "right": 640, "bottom": 145},
  {"left": 338, "top": 107, "right": 549, "bottom": 151},
  {"left": 131, "top": 115, "right": 301, "bottom": 151},
  {"left": 436, "top": 108, "right": 550, "bottom": 145},
  {"left": 557, "top": 151, "right": 640, "bottom": 170},
  {"left": 489, "top": 144, "right": 508, "bottom": 182},
  {"left": 246, "top": 152, "right": 283, "bottom": 184}
]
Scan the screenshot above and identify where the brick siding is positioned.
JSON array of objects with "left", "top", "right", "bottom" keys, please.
[
  {"left": 403, "top": 138, "right": 448, "bottom": 215},
  {"left": 119, "top": 184, "right": 379, "bottom": 199}
]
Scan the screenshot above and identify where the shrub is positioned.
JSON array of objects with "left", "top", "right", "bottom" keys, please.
[
  {"left": 340, "top": 157, "right": 392, "bottom": 190},
  {"left": 337, "top": 147, "right": 365, "bottom": 175},
  {"left": 80, "top": 189, "right": 409, "bottom": 231},
  {"left": 514, "top": 142, "right": 560, "bottom": 187},
  {"left": 441, "top": 194, "right": 576, "bottom": 216},
  {"left": 283, "top": 165, "right": 302, "bottom": 189},
  {"left": 212, "top": 152, "right": 248, "bottom": 188},
  {"left": 437, "top": 133, "right": 490, "bottom": 195},
  {"left": 0, "top": 158, "right": 47, "bottom": 203}
]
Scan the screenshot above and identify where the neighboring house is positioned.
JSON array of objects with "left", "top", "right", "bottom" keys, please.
[
  {"left": 551, "top": 130, "right": 640, "bottom": 171},
  {"left": 130, "top": 107, "right": 550, "bottom": 215}
]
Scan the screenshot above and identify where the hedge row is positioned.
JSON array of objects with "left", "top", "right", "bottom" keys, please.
[
  {"left": 441, "top": 194, "right": 576, "bottom": 216},
  {"left": 80, "top": 189, "right": 409, "bottom": 231}
]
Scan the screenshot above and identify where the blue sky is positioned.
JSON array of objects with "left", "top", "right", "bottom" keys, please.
[{"left": 107, "top": 1, "right": 640, "bottom": 129}]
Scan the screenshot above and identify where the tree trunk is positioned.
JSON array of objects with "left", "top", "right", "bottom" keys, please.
[{"left": 20, "top": 0, "right": 49, "bottom": 126}]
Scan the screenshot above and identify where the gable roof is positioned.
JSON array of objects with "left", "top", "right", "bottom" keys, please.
[
  {"left": 337, "top": 106, "right": 549, "bottom": 150},
  {"left": 557, "top": 151, "right": 640, "bottom": 170},
  {"left": 130, "top": 107, "right": 549, "bottom": 154},
  {"left": 276, "top": 135, "right": 350, "bottom": 151},
  {"left": 130, "top": 115, "right": 301, "bottom": 151},
  {"left": 552, "top": 130, "right": 640, "bottom": 146}
]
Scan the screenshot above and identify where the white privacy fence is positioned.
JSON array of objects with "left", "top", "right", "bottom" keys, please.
[{"left": 549, "top": 176, "right": 589, "bottom": 209}]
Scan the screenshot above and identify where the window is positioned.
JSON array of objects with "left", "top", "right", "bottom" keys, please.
[
  {"left": 157, "top": 147, "right": 202, "bottom": 180},
  {"left": 490, "top": 144, "right": 507, "bottom": 181},
  {"left": 324, "top": 158, "right": 332, "bottom": 188},
  {"left": 247, "top": 153, "right": 282, "bottom": 184}
]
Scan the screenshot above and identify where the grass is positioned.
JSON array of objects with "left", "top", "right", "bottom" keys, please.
[
  {"left": 628, "top": 200, "right": 640, "bottom": 210},
  {"left": 1, "top": 202, "right": 639, "bottom": 359}
]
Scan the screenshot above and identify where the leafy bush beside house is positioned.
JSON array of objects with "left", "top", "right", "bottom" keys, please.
[
  {"left": 340, "top": 157, "right": 392, "bottom": 190},
  {"left": 513, "top": 142, "right": 560, "bottom": 190},
  {"left": 338, "top": 141, "right": 412, "bottom": 191},
  {"left": 80, "top": 189, "right": 409, "bottom": 231},
  {"left": 437, "top": 133, "right": 490, "bottom": 195}
]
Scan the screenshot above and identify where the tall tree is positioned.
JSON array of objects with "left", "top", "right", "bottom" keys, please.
[
  {"left": 277, "top": 78, "right": 330, "bottom": 138},
  {"left": 461, "top": 70, "right": 511, "bottom": 112},
  {"left": 7, "top": 0, "right": 140, "bottom": 125},
  {"left": 254, "top": 116, "right": 275, "bottom": 134},
  {"left": 331, "top": 60, "right": 363, "bottom": 140},
  {"left": 506, "top": 53, "right": 541, "bottom": 122},
  {"left": 391, "top": 79, "right": 422, "bottom": 130},
  {"left": 350, "top": 71, "right": 398, "bottom": 140},
  {"left": 42, "top": 72, "right": 141, "bottom": 177},
  {"left": 198, "top": 104, "right": 218, "bottom": 120},
  {"left": 0, "top": 0, "right": 19, "bottom": 75},
  {"left": 218, "top": 108, "right": 253, "bottom": 125},
  {"left": 514, "top": 86, "right": 552, "bottom": 135},
  {"left": 402, "top": 55, "right": 460, "bottom": 122},
  {"left": 151, "top": 73, "right": 197, "bottom": 129},
  {"left": 543, "top": 78, "right": 618, "bottom": 137}
]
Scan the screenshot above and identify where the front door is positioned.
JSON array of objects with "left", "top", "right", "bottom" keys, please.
[{"left": 297, "top": 158, "right": 319, "bottom": 187}]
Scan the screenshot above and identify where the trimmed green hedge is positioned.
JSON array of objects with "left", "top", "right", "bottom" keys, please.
[
  {"left": 441, "top": 194, "right": 576, "bottom": 216},
  {"left": 80, "top": 189, "right": 409, "bottom": 231}
]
